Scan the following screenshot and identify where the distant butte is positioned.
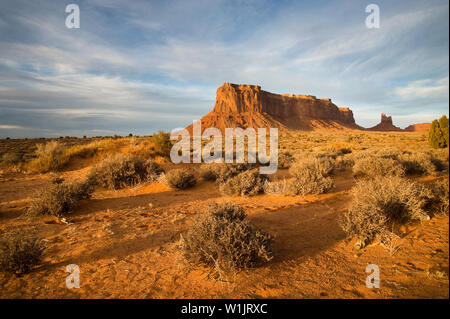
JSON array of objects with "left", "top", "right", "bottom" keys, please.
[
  {"left": 367, "top": 113, "right": 403, "bottom": 131},
  {"left": 186, "top": 83, "right": 431, "bottom": 133}
]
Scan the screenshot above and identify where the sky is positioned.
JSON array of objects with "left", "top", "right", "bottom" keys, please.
[{"left": 0, "top": 0, "right": 448, "bottom": 138}]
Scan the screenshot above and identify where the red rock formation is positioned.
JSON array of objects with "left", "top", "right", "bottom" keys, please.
[
  {"left": 187, "top": 83, "right": 361, "bottom": 133},
  {"left": 404, "top": 123, "right": 431, "bottom": 132},
  {"left": 367, "top": 113, "right": 403, "bottom": 131}
]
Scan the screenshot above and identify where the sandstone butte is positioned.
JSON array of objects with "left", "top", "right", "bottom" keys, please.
[{"left": 186, "top": 83, "right": 431, "bottom": 133}]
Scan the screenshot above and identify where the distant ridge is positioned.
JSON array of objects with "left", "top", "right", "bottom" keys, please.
[{"left": 185, "top": 83, "right": 433, "bottom": 134}]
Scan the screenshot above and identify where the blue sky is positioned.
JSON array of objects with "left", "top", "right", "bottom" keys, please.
[{"left": 0, "top": 0, "right": 448, "bottom": 137}]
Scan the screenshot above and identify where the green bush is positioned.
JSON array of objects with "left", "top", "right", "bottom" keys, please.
[
  {"left": 428, "top": 115, "right": 449, "bottom": 148},
  {"left": 150, "top": 130, "right": 172, "bottom": 157}
]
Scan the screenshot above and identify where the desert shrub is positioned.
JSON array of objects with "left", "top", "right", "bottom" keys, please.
[
  {"left": 29, "top": 180, "right": 93, "bottom": 217},
  {"left": 198, "top": 163, "right": 219, "bottom": 181},
  {"left": 163, "top": 169, "right": 196, "bottom": 190},
  {"left": 339, "top": 176, "right": 432, "bottom": 245},
  {"left": 353, "top": 156, "right": 405, "bottom": 178},
  {"left": 398, "top": 152, "right": 438, "bottom": 176},
  {"left": 290, "top": 154, "right": 335, "bottom": 177},
  {"left": 429, "top": 178, "right": 449, "bottom": 215},
  {"left": 317, "top": 146, "right": 352, "bottom": 158},
  {"left": 28, "top": 141, "right": 69, "bottom": 173},
  {"left": 213, "top": 163, "right": 255, "bottom": 183},
  {"left": 373, "top": 148, "right": 404, "bottom": 160},
  {"left": 145, "top": 159, "right": 164, "bottom": 182},
  {"left": 180, "top": 202, "right": 273, "bottom": 275},
  {"left": 0, "top": 231, "right": 45, "bottom": 275},
  {"left": 263, "top": 178, "right": 291, "bottom": 195},
  {"left": 0, "top": 153, "right": 24, "bottom": 168},
  {"left": 150, "top": 131, "right": 172, "bottom": 157},
  {"left": 220, "top": 169, "right": 268, "bottom": 196},
  {"left": 428, "top": 115, "right": 449, "bottom": 148},
  {"left": 89, "top": 154, "right": 162, "bottom": 189},
  {"left": 278, "top": 152, "right": 294, "bottom": 168},
  {"left": 287, "top": 168, "right": 334, "bottom": 195},
  {"left": 430, "top": 148, "right": 449, "bottom": 168}
]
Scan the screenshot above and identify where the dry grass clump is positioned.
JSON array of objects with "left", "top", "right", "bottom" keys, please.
[
  {"left": 398, "top": 152, "right": 439, "bottom": 176},
  {"left": 339, "top": 176, "right": 432, "bottom": 246},
  {"left": 287, "top": 168, "right": 334, "bottom": 195},
  {"left": 180, "top": 202, "right": 273, "bottom": 277},
  {"left": 64, "top": 143, "right": 99, "bottom": 160},
  {"left": 0, "top": 152, "right": 24, "bottom": 169},
  {"left": 352, "top": 156, "right": 405, "bottom": 178},
  {"left": 121, "top": 137, "right": 159, "bottom": 159},
  {"left": 263, "top": 178, "right": 291, "bottom": 195},
  {"left": 28, "top": 180, "right": 93, "bottom": 217},
  {"left": 198, "top": 163, "right": 254, "bottom": 183},
  {"left": 27, "top": 141, "right": 69, "bottom": 173},
  {"left": 290, "top": 154, "right": 335, "bottom": 177},
  {"left": 429, "top": 178, "right": 449, "bottom": 215},
  {"left": 0, "top": 231, "right": 46, "bottom": 275},
  {"left": 219, "top": 169, "right": 268, "bottom": 196},
  {"left": 214, "top": 163, "right": 255, "bottom": 183},
  {"left": 198, "top": 163, "right": 220, "bottom": 181},
  {"left": 286, "top": 154, "right": 335, "bottom": 195},
  {"left": 89, "top": 154, "right": 163, "bottom": 190},
  {"left": 278, "top": 152, "right": 294, "bottom": 168},
  {"left": 162, "top": 169, "right": 196, "bottom": 190}
]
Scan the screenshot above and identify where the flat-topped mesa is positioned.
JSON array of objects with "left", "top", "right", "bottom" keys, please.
[{"left": 212, "top": 83, "right": 356, "bottom": 126}]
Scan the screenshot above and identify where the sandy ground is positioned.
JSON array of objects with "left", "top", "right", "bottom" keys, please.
[{"left": 0, "top": 163, "right": 448, "bottom": 299}]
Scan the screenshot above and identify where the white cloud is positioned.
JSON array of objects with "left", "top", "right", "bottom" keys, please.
[{"left": 393, "top": 77, "right": 449, "bottom": 99}]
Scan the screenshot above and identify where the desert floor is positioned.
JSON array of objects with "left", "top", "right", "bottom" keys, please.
[{"left": 0, "top": 132, "right": 448, "bottom": 298}]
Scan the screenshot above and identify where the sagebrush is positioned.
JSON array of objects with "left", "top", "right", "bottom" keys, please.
[
  {"left": 29, "top": 180, "right": 93, "bottom": 217},
  {"left": 180, "top": 202, "right": 273, "bottom": 277},
  {"left": 162, "top": 169, "right": 197, "bottom": 190},
  {"left": 0, "top": 232, "right": 46, "bottom": 275},
  {"left": 339, "top": 176, "right": 432, "bottom": 245},
  {"left": 89, "top": 154, "right": 163, "bottom": 189}
]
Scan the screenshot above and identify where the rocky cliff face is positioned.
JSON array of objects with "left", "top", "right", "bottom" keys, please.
[
  {"left": 404, "top": 123, "right": 431, "bottom": 132},
  {"left": 188, "top": 83, "right": 359, "bottom": 133}
]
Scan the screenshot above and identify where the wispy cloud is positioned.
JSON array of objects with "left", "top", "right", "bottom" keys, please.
[{"left": 0, "top": 0, "right": 448, "bottom": 137}]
